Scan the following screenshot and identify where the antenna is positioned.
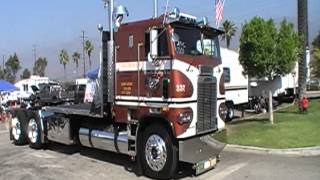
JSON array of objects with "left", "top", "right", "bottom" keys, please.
[
  {"left": 163, "top": 0, "right": 170, "bottom": 24},
  {"left": 153, "top": 0, "right": 158, "bottom": 18},
  {"left": 32, "top": 45, "right": 37, "bottom": 64}
]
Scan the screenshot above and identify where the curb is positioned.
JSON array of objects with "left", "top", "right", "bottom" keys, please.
[{"left": 225, "top": 144, "right": 320, "bottom": 157}]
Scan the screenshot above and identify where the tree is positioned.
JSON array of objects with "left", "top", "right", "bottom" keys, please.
[
  {"left": 221, "top": 20, "right": 237, "bottom": 49},
  {"left": 310, "top": 48, "right": 320, "bottom": 78},
  {"left": 72, "top": 52, "right": 81, "bottom": 73},
  {"left": 84, "top": 40, "right": 94, "bottom": 70},
  {"left": 312, "top": 31, "right": 320, "bottom": 48},
  {"left": 5, "top": 53, "right": 21, "bottom": 83},
  {"left": 239, "top": 17, "right": 277, "bottom": 79},
  {"left": 33, "top": 57, "right": 48, "bottom": 76},
  {"left": 275, "top": 19, "right": 300, "bottom": 76},
  {"left": 58, "top": 49, "right": 69, "bottom": 80},
  {"left": 20, "top": 68, "right": 31, "bottom": 79},
  {"left": 310, "top": 31, "right": 320, "bottom": 78},
  {"left": 0, "top": 67, "right": 4, "bottom": 79},
  {"left": 239, "top": 17, "right": 300, "bottom": 124}
]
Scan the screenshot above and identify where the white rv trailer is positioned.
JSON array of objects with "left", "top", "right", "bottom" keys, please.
[
  {"left": 248, "top": 62, "right": 298, "bottom": 97},
  {"left": 221, "top": 48, "right": 249, "bottom": 120},
  {"left": 14, "top": 76, "right": 56, "bottom": 99},
  {"left": 248, "top": 48, "right": 314, "bottom": 99}
]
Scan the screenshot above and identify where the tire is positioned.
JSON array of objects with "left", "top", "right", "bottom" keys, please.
[
  {"left": 11, "top": 109, "right": 29, "bottom": 145},
  {"left": 140, "top": 124, "right": 177, "bottom": 179},
  {"left": 254, "top": 104, "right": 261, "bottom": 113},
  {"left": 27, "top": 111, "right": 43, "bottom": 149},
  {"left": 7, "top": 111, "right": 14, "bottom": 141},
  {"left": 225, "top": 105, "right": 234, "bottom": 122}
]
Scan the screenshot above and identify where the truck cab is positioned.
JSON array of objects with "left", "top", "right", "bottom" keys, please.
[{"left": 114, "top": 15, "right": 226, "bottom": 138}]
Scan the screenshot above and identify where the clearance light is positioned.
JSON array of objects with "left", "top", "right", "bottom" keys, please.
[
  {"left": 169, "top": 7, "right": 180, "bottom": 19},
  {"left": 197, "top": 17, "right": 209, "bottom": 27},
  {"left": 161, "top": 107, "right": 170, "bottom": 113},
  {"left": 167, "top": 7, "right": 197, "bottom": 24}
]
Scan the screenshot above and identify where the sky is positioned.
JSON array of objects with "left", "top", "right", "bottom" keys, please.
[{"left": 0, "top": 0, "right": 319, "bottom": 80}]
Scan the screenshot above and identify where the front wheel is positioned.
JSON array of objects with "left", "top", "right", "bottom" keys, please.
[
  {"left": 27, "top": 112, "right": 43, "bottom": 149},
  {"left": 140, "top": 124, "right": 177, "bottom": 179}
]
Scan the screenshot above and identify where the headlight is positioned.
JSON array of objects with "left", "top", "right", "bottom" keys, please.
[{"left": 178, "top": 111, "right": 193, "bottom": 124}]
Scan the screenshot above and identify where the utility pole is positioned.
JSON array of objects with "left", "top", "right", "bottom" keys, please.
[
  {"left": 81, "top": 30, "right": 87, "bottom": 78},
  {"left": 297, "top": 0, "right": 308, "bottom": 99},
  {"left": 2, "top": 55, "right": 5, "bottom": 71},
  {"left": 32, "top": 44, "right": 37, "bottom": 75}
]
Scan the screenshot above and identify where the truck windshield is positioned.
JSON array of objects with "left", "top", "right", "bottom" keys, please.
[{"left": 171, "top": 26, "right": 220, "bottom": 58}]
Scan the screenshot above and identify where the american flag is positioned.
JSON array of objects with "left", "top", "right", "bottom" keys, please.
[{"left": 215, "top": 0, "right": 224, "bottom": 27}]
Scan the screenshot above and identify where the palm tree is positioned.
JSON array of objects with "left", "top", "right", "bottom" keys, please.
[
  {"left": 84, "top": 40, "right": 94, "bottom": 70},
  {"left": 221, "top": 20, "right": 237, "bottom": 49},
  {"left": 297, "top": 0, "right": 308, "bottom": 99},
  {"left": 58, "top": 49, "right": 69, "bottom": 80},
  {"left": 72, "top": 52, "right": 81, "bottom": 73},
  {"left": 33, "top": 57, "right": 48, "bottom": 76}
]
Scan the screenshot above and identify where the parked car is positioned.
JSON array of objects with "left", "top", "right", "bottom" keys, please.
[
  {"left": 33, "top": 83, "right": 61, "bottom": 105},
  {"left": 275, "top": 88, "right": 295, "bottom": 103},
  {"left": 60, "top": 84, "right": 77, "bottom": 102},
  {"left": 74, "top": 84, "right": 86, "bottom": 104}
]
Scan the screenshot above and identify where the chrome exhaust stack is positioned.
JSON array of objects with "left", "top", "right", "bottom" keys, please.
[{"left": 79, "top": 128, "right": 128, "bottom": 154}]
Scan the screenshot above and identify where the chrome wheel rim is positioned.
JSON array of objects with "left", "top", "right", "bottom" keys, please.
[
  {"left": 11, "top": 117, "right": 21, "bottom": 141},
  {"left": 145, "top": 134, "right": 167, "bottom": 172},
  {"left": 28, "top": 119, "right": 38, "bottom": 143},
  {"left": 228, "top": 108, "right": 234, "bottom": 119}
]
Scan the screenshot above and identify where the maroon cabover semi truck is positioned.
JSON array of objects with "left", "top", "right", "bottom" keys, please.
[{"left": 8, "top": 3, "right": 227, "bottom": 179}]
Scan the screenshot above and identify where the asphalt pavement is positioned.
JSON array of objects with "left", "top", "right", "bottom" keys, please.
[{"left": 0, "top": 122, "right": 319, "bottom": 180}]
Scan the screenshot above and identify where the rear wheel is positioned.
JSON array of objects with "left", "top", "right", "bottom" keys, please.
[
  {"left": 11, "top": 110, "right": 29, "bottom": 145},
  {"left": 140, "top": 124, "right": 177, "bottom": 179},
  {"left": 226, "top": 104, "right": 234, "bottom": 122},
  {"left": 27, "top": 112, "right": 42, "bottom": 149}
]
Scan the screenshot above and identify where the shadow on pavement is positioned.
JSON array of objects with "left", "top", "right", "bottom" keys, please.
[{"left": 44, "top": 142, "right": 196, "bottom": 179}]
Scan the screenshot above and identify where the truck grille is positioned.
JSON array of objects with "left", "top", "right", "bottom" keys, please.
[
  {"left": 199, "top": 65, "right": 213, "bottom": 75},
  {"left": 197, "top": 75, "right": 217, "bottom": 133}
]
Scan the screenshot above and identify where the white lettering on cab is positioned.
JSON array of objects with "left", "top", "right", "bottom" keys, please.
[{"left": 176, "top": 84, "right": 186, "bottom": 93}]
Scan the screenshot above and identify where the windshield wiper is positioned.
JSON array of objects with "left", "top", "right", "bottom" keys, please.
[
  {"left": 190, "top": 50, "right": 202, "bottom": 56},
  {"left": 187, "top": 56, "right": 197, "bottom": 72}
]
